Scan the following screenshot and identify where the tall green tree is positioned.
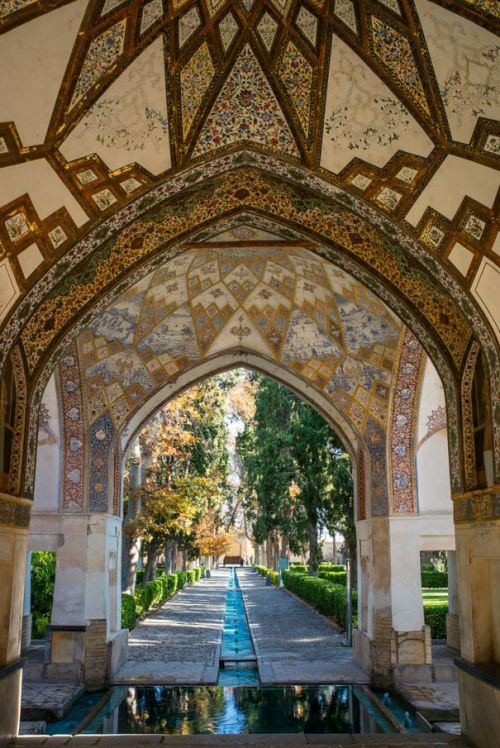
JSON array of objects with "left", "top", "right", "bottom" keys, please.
[{"left": 237, "top": 374, "right": 355, "bottom": 575}]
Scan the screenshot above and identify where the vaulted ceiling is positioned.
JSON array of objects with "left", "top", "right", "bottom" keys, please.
[{"left": 0, "top": 0, "right": 498, "bottom": 342}]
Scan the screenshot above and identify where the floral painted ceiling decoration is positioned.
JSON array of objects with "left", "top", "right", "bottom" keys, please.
[
  {"left": 0, "top": 0, "right": 498, "bottom": 398},
  {"left": 75, "top": 244, "right": 403, "bottom": 437}
]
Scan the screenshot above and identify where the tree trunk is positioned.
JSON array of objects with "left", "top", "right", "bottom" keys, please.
[
  {"left": 164, "top": 539, "right": 174, "bottom": 574},
  {"left": 280, "top": 533, "right": 289, "bottom": 559},
  {"left": 182, "top": 547, "right": 187, "bottom": 571},
  {"left": 308, "top": 521, "right": 319, "bottom": 575},
  {"left": 121, "top": 453, "right": 142, "bottom": 593},
  {"left": 144, "top": 546, "right": 158, "bottom": 583}
]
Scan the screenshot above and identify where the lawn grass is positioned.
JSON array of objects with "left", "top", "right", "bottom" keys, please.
[{"left": 422, "top": 587, "right": 448, "bottom": 604}]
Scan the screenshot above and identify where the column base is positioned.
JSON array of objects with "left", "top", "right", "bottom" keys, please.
[
  {"left": 45, "top": 622, "right": 129, "bottom": 687},
  {"left": 354, "top": 626, "right": 434, "bottom": 685},
  {"left": 0, "top": 661, "right": 23, "bottom": 739},
  {"left": 456, "top": 658, "right": 500, "bottom": 748},
  {"left": 353, "top": 627, "right": 392, "bottom": 685}
]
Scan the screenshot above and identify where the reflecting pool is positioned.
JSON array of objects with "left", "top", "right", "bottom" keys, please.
[{"left": 80, "top": 685, "right": 395, "bottom": 734}]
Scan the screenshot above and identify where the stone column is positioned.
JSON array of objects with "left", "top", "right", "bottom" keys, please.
[
  {"left": 21, "top": 549, "right": 32, "bottom": 652},
  {"left": 354, "top": 516, "right": 433, "bottom": 683},
  {"left": 446, "top": 550, "right": 460, "bottom": 650},
  {"left": 46, "top": 512, "right": 127, "bottom": 686},
  {"left": 453, "top": 487, "right": 500, "bottom": 748},
  {"left": 389, "top": 517, "right": 432, "bottom": 680},
  {"left": 0, "top": 493, "right": 31, "bottom": 739},
  {"left": 353, "top": 517, "right": 393, "bottom": 684}
]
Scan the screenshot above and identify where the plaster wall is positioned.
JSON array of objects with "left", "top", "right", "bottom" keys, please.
[
  {"left": 33, "top": 373, "right": 61, "bottom": 514},
  {"left": 416, "top": 359, "right": 452, "bottom": 514}
]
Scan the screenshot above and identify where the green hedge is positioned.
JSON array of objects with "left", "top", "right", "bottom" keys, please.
[
  {"left": 31, "top": 551, "right": 56, "bottom": 639},
  {"left": 187, "top": 569, "right": 196, "bottom": 585},
  {"left": 423, "top": 601, "right": 448, "bottom": 639},
  {"left": 289, "top": 564, "right": 307, "bottom": 573},
  {"left": 144, "top": 579, "right": 163, "bottom": 609},
  {"left": 174, "top": 570, "right": 187, "bottom": 589},
  {"left": 121, "top": 593, "right": 136, "bottom": 630},
  {"left": 135, "top": 569, "right": 145, "bottom": 585},
  {"left": 319, "top": 571, "right": 347, "bottom": 586},
  {"left": 164, "top": 573, "right": 178, "bottom": 597},
  {"left": 421, "top": 570, "right": 448, "bottom": 588},
  {"left": 319, "top": 564, "right": 345, "bottom": 573},
  {"left": 254, "top": 565, "right": 279, "bottom": 585},
  {"left": 283, "top": 571, "right": 357, "bottom": 630}
]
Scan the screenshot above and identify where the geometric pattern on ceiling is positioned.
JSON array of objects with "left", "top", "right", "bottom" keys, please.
[
  {"left": 0, "top": 0, "right": 498, "bottom": 326},
  {"left": 75, "top": 244, "right": 403, "bottom": 434}
]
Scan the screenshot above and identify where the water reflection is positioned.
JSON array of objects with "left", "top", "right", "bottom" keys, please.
[{"left": 83, "top": 685, "right": 393, "bottom": 734}]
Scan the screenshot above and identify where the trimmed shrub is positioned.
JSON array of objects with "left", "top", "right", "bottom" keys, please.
[
  {"left": 421, "top": 563, "right": 434, "bottom": 573},
  {"left": 289, "top": 564, "right": 307, "bottom": 574},
  {"left": 121, "top": 593, "right": 136, "bottom": 630},
  {"left": 319, "top": 571, "right": 347, "bottom": 586},
  {"left": 421, "top": 570, "right": 448, "bottom": 588},
  {"left": 135, "top": 569, "right": 145, "bottom": 585},
  {"left": 194, "top": 567, "right": 202, "bottom": 581},
  {"left": 187, "top": 569, "right": 196, "bottom": 585},
  {"left": 283, "top": 571, "right": 357, "bottom": 630},
  {"left": 267, "top": 570, "right": 279, "bottom": 585},
  {"left": 144, "top": 579, "right": 163, "bottom": 609},
  {"left": 253, "top": 565, "right": 279, "bottom": 584},
  {"left": 134, "top": 587, "right": 145, "bottom": 617},
  {"left": 319, "top": 564, "right": 345, "bottom": 573},
  {"left": 174, "top": 570, "right": 187, "bottom": 589},
  {"left": 424, "top": 601, "right": 448, "bottom": 639},
  {"left": 200, "top": 566, "right": 206, "bottom": 578},
  {"left": 157, "top": 573, "right": 177, "bottom": 600}
]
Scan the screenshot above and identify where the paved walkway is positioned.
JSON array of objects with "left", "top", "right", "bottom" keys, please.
[
  {"left": 113, "top": 569, "right": 229, "bottom": 685},
  {"left": 237, "top": 568, "right": 369, "bottom": 684}
]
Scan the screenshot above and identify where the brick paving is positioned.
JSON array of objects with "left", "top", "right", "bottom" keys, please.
[
  {"left": 237, "top": 568, "right": 369, "bottom": 685},
  {"left": 113, "top": 569, "right": 229, "bottom": 685}
]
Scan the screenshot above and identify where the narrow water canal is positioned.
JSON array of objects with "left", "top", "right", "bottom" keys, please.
[{"left": 219, "top": 566, "right": 259, "bottom": 686}]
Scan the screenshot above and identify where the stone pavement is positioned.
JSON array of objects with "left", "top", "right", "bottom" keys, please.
[
  {"left": 113, "top": 569, "right": 229, "bottom": 685},
  {"left": 396, "top": 683, "right": 460, "bottom": 722},
  {"left": 237, "top": 569, "right": 369, "bottom": 685},
  {"left": 5, "top": 733, "right": 475, "bottom": 747},
  {"left": 21, "top": 684, "right": 85, "bottom": 721}
]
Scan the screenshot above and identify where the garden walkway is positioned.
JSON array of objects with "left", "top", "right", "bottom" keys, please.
[
  {"left": 237, "top": 568, "right": 369, "bottom": 684},
  {"left": 112, "top": 569, "right": 228, "bottom": 685}
]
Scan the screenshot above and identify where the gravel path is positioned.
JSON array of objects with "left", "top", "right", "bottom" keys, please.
[
  {"left": 237, "top": 568, "right": 369, "bottom": 684},
  {"left": 114, "top": 569, "right": 228, "bottom": 684}
]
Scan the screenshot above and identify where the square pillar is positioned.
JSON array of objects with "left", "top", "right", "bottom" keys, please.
[
  {"left": 0, "top": 494, "right": 31, "bottom": 739},
  {"left": 45, "top": 512, "right": 127, "bottom": 686},
  {"left": 453, "top": 487, "right": 500, "bottom": 748}
]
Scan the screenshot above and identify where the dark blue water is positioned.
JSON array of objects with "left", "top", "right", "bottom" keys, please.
[{"left": 81, "top": 684, "right": 394, "bottom": 734}]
